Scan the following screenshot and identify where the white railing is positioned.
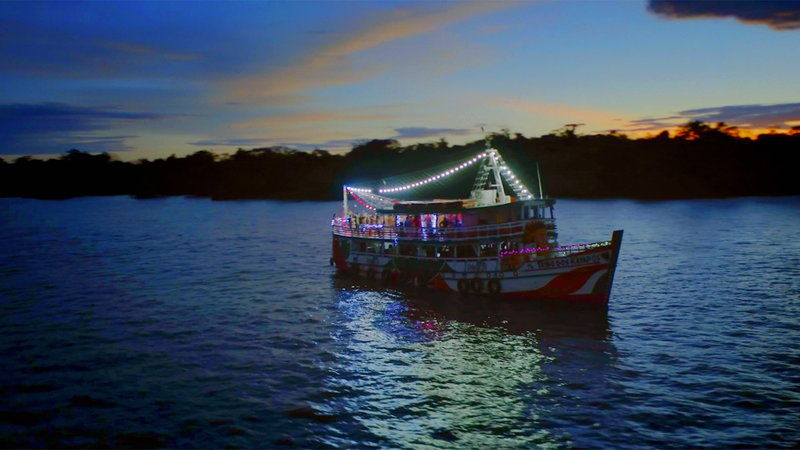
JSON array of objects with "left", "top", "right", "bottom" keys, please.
[{"left": 332, "top": 219, "right": 555, "bottom": 242}]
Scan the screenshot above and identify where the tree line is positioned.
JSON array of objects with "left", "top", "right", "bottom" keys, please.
[{"left": 1, "top": 121, "right": 798, "bottom": 201}]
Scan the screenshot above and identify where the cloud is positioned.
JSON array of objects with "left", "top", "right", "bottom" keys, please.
[
  {"left": 0, "top": 102, "right": 172, "bottom": 154},
  {"left": 678, "top": 103, "right": 800, "bottom": 127},
  {"left": 0, "top": 22, "right": 204, "bottom": 79},
  {"left": 98, "top": 41, "right": 200, "bottom": 62},
  {"left": 192, "top": 126, "right": 477, "bottom": 154},
  {"left": 647, "top": 1, "right": 800, "bottom": 30},
  {"left": 188, "top": 138, "right": 274, "bottom": 148},
  {"left": 233, "top": 110, "right": 402, "bottom": 129},
  {"left": 391, "top": 127, "right": 475, "bottom": 140},
  {"left": 617, "top": 116, "right": 683, "bottom": 132},
  {"left": 0, "top": 102, "right": 166, "bottom": 122},
  {"left": 620, "top": 102, "right": 800, "bottom": 132},
  {"left": 188, "top": 136, "right": 359, "bottom": 153},
  {"left": 279, "top": 139, "right": 362, "bottom": 152},
  {"left": 221, "top": 2, "right": 517, "bottom": 103}
]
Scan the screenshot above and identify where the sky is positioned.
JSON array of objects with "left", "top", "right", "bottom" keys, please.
[{"left": 1, "top": 0, "right": 799, "bottom": 160}]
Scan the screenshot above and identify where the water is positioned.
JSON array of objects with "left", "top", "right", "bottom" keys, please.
[{"left": 1, "top": 196, "right": 799, "bottom": 449}]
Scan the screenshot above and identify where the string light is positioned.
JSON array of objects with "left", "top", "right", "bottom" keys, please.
[
  {"left": 347, "top": 186, "right": 372, "bottom": 193},
  {"left": 350, "top": 149, "right": 538, "bottom": 201},
  {"left": 347, "top": 187, "right": 396, "bottom": 210},
  {"left": 499, "top": 241, "right": 612, "bottom": 258},
  {"left": 500, "top": 248, "right": 550, "bottom": 257},
  {"left": 498, "top": 241, "right": 611, "bottom": 259},
  {"left": 555, "top": 242, "right": 611, "bottom": 250},
  {"left": 379, "top": 153, "right": 487, "bottom": 193},
  {"left": 346, "top": 187, "right": 376, "bottom": 210},
  {"left": 495, "top": 157, "right": 534, "bottom": 200}
]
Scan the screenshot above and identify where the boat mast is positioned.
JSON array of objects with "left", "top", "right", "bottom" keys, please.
[{"left": 485, "top": 140, "right": 509, "bottom": 204}]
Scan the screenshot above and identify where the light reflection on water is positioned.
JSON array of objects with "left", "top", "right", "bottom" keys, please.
[{"left": 324, "top": 278, "right": 614, "bottom": 448}]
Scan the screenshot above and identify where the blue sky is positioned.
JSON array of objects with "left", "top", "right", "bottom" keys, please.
[{"left": 1, "top": 0, "right": 799, "bottom": 160}]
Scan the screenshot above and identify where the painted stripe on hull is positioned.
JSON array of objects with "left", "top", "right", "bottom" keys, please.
[{"left": 340, "top": 265, "right": 611, "bottom": 304}]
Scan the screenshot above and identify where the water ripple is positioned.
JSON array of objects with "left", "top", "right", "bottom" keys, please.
[{"left": 1, "top": 196, "right": 799, "bottom": 448}]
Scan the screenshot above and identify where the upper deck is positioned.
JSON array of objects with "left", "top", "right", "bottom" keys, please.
[
  {"left": 339, "top": 145, "right": 557, "bottom": 248},
  {"left": 332, "top": 218, "right": 555, "bottom": 243}
]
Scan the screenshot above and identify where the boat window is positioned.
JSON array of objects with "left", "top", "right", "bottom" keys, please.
[
  {"left": 480, "top": 243, "right": 498, "bottom": 257},
  {"left": 456, "top": 245, "right": 476, "bottom": 258},
  {"left": 368, "top": 242, "right": 382, "bottom": 254},
  {"left": 438, "top": 246, "right": 453, "bottom": 258},
  {"left": 358, "top": 241, "right": 367, "bottom": 252},
  {"left": 383, "top": 242, "right": 395, "bottom": 254}
]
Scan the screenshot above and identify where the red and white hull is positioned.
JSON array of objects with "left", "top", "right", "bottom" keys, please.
[{"left": 332, "top": 230, "right": 623, "bottom": 305}]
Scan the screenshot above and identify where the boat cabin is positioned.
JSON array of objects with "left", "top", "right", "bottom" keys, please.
[{"left": 333, "top": 145, "right": 559, "bottom": 262}]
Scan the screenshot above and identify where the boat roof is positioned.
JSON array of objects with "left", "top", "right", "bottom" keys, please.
[
  {"left": 385, "top": 197, "right": 554, "bottom": 214},
  {"left": 344, "top": 145, "right": 550, "bottom": 214}
]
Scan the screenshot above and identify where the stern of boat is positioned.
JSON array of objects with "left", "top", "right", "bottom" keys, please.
[{"left": 331, "top": 235, "right": 350, "bottom": 270}]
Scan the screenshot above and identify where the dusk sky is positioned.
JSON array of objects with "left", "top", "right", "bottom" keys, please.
[{"left": 1, "top": 0, "right": 799, "bottom": 160}]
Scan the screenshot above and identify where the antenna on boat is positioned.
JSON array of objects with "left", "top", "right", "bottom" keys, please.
[
  {"left": 342, "top": 185, "right": 349, "bottom": 216},
  {"left": 536, "top": 162, "right": 544, "bottom": 199}
]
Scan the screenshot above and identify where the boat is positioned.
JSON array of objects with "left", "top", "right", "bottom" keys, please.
[{"left": 330, "top": 141, "right": 623, "bottom": 305}]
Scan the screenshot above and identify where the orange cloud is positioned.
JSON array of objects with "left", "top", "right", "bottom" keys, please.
[{"left": 221, "top": 2, "right": 519, "bottom": 104}]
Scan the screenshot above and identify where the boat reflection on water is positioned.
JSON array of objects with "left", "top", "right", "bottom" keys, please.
[
  {"left": 331, "top": 274, "right": 611, "bottom": 341},
  {"left": 325, "top": 274, "right": 618, "bottom": 448}
]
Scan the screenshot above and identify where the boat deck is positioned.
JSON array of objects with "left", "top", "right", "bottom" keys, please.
[{"left": 332, "top": 219, "right": 555, "bottom": 242}]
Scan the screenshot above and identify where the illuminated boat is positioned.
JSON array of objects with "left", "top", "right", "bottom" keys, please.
[{"left": 330, "top": 142, "right": 623, "bottom": 305}]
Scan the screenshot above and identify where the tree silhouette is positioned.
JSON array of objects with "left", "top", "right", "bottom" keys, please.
[{"left": 1, "top": 123, "right": 798, "bottom": 200}]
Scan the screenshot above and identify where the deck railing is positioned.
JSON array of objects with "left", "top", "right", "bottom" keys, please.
[
  {"left": 550, "top": 241, "right": 613, "bottom": 258},
  {"left": 346, "top": 238, "right": 613, "bottom": 269},
  {"left": 332, "top": 219, "right": 555, "bottom": 242}
]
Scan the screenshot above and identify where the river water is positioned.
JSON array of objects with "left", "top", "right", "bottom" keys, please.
[{"left": 1, "top": 196, "right": 799, "bottom": 449}]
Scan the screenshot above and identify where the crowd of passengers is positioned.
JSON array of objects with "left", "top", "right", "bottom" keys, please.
[{"left": 333, "top": 213, "right": 463, "bottom": 229}]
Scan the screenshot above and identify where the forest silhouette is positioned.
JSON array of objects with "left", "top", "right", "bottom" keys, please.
[{"left": 1, "top": 121, "right": 798, "bottom": 201}]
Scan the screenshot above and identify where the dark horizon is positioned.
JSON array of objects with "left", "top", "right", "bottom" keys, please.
[{"left": 2, "top": 121, "right": 799, "bottom": 202}]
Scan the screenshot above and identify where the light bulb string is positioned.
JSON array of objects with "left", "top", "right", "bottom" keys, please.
[
  {"left": 494, "top": 154, "right": 533, "bottom": 199},
  {"left": 378, "top": 152, "right": 488, "bottom": 194},
  {"left": 347, "top": 149, "right": 535, "bottom": 201}
]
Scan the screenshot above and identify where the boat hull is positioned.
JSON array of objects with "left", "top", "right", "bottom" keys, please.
[{"left": 332, "top": 230, "right": 623, "bottom": 305}]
